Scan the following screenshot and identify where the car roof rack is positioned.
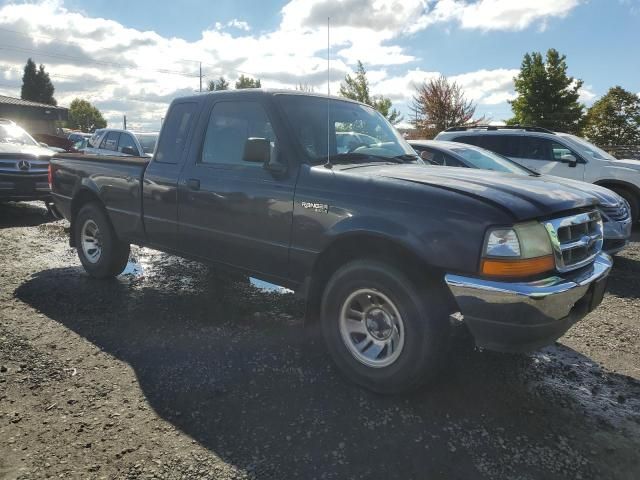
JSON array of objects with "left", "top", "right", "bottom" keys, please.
[{"left": 444, "top": 125, "right": 555, "bottom": 135}]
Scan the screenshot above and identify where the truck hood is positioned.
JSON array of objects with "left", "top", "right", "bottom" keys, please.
[
  {"left": 0, "top": 143, "right": 55, "bottom": 157},
  {"left": 353, "top": 164, "right": 601, "bottom": 221},
  {"left": 542, "top": 175, "right": 622, "bottom": 207}
]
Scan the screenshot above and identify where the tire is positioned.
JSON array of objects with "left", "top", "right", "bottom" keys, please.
[
  {"left": 320, "top": 259, "right": 450, "bottom": 394},
  {"left": 74, "top": 202, "right": 130, "bottom": 278},
  {"left": 613, "top": 188, "right": 639, "bottom": 224}
]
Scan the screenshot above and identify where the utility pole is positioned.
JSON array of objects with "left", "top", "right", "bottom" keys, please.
[
  {"left": 123, "top": 114, "right": 127, "bottom": 130},
  {"left": 199, "top": 62, "right": 202, "bottom": 93}
]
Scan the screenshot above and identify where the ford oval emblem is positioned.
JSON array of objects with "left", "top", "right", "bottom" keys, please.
[{"left": 17, "top": 160, "right": 31, "bottom": 171}]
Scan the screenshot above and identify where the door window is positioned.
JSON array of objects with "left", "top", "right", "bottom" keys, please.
[
  {"left": 155, "top": 102, "right": 197, "bottom": 163},
  {"left": 551, "top": 142, "right": 574, "bottom": 160},
  {"left": 520, "top": 137, "right": 552, "bottom": 161},
  {"left": 117, "top": 133, "right": 139, "bottom": 155},
  {"left": 100, "top": 131, "right": 120, "bottom": 152},
  {"left": 201, "top": 101, "right": 276, "bottom": 166}
]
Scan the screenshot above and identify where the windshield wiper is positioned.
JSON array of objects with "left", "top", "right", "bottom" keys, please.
[
  {"left": 323, "top": 152, "right": 405, "bottom": 164},
  {"left": 392, "top": 153, "right": 420, "bottom": 163}
]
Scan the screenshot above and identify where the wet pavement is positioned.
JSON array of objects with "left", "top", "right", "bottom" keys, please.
[{"left": 1, "top": 201, "right": 639, "bottom": 479}]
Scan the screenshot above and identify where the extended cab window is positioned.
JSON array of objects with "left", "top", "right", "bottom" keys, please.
[
  {"left": 155, "top": 102, "right": 197, "bottom": 163},
  {"left": 101, "top": 131, "right": 120, "bottom": 152},
  {"left": 201, "top": 101, "right": 275, "bottom": 166}
]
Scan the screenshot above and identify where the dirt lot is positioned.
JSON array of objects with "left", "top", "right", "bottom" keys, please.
[{"left": 1, "top": 201, "right": 639, "bottom": 480}]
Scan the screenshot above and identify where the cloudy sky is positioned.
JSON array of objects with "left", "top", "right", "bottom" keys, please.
[{"left": 0, "top": 0, "right": 638, "bottom": 131}]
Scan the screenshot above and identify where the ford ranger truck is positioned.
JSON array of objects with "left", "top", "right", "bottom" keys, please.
[{"left": 49, "top": 90, "right": 612, "bottom": 394}]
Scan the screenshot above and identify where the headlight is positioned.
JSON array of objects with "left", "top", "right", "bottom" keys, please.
[{"left": 481, "top": 222, "right": 554, "bottom": 278}]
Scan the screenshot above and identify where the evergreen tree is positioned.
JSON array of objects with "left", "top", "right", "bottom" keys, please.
[
  {"left": 509, "top": 49, "right": 583, "bottom": 133},
  {"left": 339, "top": 61, "right": 402, "bottom": 124},
  {"left": 582, "top": 87, "right": 640, "bottom": 146},
  {"left": 21, "top": 58, "right": 57, "bottom": 105}
]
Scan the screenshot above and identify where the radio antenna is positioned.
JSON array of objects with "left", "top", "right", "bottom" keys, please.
[{"left": 324, "top": 16, "right": 333, "bottom": 169}]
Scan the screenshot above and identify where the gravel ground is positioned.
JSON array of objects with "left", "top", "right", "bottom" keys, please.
[{"left": 1, "top": 201, "right": 639, "bottom": 480}]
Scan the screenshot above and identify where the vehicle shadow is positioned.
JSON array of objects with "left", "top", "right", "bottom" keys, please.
[
  {"left": 14, "top": 265, "right": 640, "bottom": 479},
  {"left": 0, "top": 201, "right": 53, "bottom": 229}
]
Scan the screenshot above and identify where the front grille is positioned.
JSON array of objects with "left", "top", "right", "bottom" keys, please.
[
  {"left": 0, "top": 158, "right": 49, "bottom": 175},
  {"left": 543, "top": 211, "right": 603, "bottom": 272},
  {"left": 600, "top": 203, "right": 630, "bottom": 222}
]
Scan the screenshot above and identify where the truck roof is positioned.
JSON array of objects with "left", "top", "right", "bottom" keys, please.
[{"left": 173, "top": 88, "right": 367, "bottom": 107}]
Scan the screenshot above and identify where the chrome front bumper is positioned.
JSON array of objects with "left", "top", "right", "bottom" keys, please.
[{"left": 444, "top": 253, "right": 612, "bottom": 352}]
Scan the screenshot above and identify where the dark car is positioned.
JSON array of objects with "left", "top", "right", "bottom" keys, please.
[
  {"left": 410, "top": 140, "right": 633, "bottom": 254},
  {"left": 0, "top": 119, "right": 55, "bottom": 204},
  {"left": 50, "top": 90, "right": 611, "bottom": 394}
]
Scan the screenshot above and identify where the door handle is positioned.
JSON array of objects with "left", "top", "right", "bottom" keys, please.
[{"left": 186, "top": 178, "right": 200, "bottom": 190}]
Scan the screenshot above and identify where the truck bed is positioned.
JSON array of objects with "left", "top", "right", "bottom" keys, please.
[{"left": 50, "top": 153, "right": 150, "bottom": 243}]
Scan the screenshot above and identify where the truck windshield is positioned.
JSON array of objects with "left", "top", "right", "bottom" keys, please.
[
  {"left": 0, "top": 124, "right": 38, "bottom": 146},
  {"left": 275, "top": 94, "right": 415, "bottom": 163}
]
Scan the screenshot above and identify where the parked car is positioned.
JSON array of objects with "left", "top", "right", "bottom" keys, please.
[
  {"left": 50, "top": 90, "right": 611, "bottom": 393},
  {"left": 0, "top": 118, "right": 55, "bottom": 205},
  {"left": 434, "top": 125, "right": 640, "bottom": 223},
  {"left": 85, "top": 128, "right": 159, "bottom": 157},
  {"left": 410, "top": 140, "right": 633, "bottom": 254},
  {"left": 336, "top": 131, "right": 380, "bottom": 153}
]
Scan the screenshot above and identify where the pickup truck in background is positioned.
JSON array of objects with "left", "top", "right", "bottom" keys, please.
[
  {"left": 50, "top": 90, "right": 612, "bottom": 393},
  {"left": 85, "top": 128, "right": 159, "bottom": 158}
]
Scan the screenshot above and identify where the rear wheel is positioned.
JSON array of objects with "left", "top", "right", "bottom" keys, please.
[
  {"left": 74, "top": 202, "right": 130, "bottom": 278},
  {"left": 320, "top": 259, "right": 450, "bottom": 394}
]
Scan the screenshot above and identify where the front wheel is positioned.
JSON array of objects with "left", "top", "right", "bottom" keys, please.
[
  {"left": 74, "top": 202, "right": 130, "bottom": 278},
  {"left": 321, "top": 259, "right": 450, "bottom": 394}
]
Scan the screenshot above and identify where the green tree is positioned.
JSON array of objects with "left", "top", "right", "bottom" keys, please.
[
  {"left": 235, "top": 74, "right": 261, "bottom": 89},
  {"left": 339, "top": 61, "right": 402, "bottom": 124},
  {"left": 410, "top": 75, "right": 480, "bottom": 137},
  {"left": 509, "top": 49, "right": 583, "bottom": 133},
  {"left": 207, "top": 76, "right": 229, "bottom": 91},
  {"left": 582, "top": 86, "right": 640, "bottom": 146},
  {"left": 66, "top": 98, "right": 107, "bottom": 132},
  {"left": 21, "top": 58, "right": 57, "bottom": 105}
]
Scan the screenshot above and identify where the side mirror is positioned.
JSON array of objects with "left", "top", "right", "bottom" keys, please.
[
  {"left": 121, "top": 146, "right": 138, "bottom": 156},
  {"left": 243, "top": 137, "right": 270, "bottom": 163},
  {"left": 39, "top": 142, "right": 49, "bottom": 148},
  {"left": 560, "top": 154, "right": 578, "bottom": 167}
]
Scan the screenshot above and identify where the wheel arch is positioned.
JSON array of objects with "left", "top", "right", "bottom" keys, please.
[
  {"left": 303, "top": 232, "right": 456, "bottom": 325},
  {"left": 593, "top": 179, "right": 640, "bottom": 199}
]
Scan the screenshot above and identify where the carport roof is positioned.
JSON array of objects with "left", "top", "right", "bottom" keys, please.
[{"left": 0, "top": 95, "right": 68, "bottom": 111}]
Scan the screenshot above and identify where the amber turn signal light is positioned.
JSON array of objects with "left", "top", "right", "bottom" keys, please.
[{"left": 481, "top": 255, "right": 555, "bottom": 278}]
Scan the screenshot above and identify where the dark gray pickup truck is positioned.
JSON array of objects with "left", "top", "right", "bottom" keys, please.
[{"left": 50, "top": 90, "right": 612, "bottom": 393}]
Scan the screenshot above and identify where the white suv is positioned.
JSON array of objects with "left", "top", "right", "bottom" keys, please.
[{"left": 435, "top": 126, "right": 640, "bottom": 223}]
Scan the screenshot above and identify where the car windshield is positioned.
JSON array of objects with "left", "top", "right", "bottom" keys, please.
[
  {"left": 561, "top": 134, "right": 617, "bottom": 161},
  {"left": 449, "top": 146, "right": 531, "bottom": 174},
  {"left": 0, "top": 124, "right": 38, "bottom": 146},
  {"left": 135, "top": 133, "right": 158, "bottom": 155},
  {"left": 276, "top": 94, "right": 416, "bottom": 163}
]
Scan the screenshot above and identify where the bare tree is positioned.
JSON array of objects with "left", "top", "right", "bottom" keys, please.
[{"left": 411, "top": 76, "right": 480, "bottom": 138}]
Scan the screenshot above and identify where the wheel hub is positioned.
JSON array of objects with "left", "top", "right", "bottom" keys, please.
[{"left": 365, "top": 308, "right": 393, "bottom": 340}]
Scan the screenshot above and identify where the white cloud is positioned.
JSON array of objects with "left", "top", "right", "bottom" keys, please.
[{"left": 0, "top": 0, "right": 584, "bottom": 129}]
